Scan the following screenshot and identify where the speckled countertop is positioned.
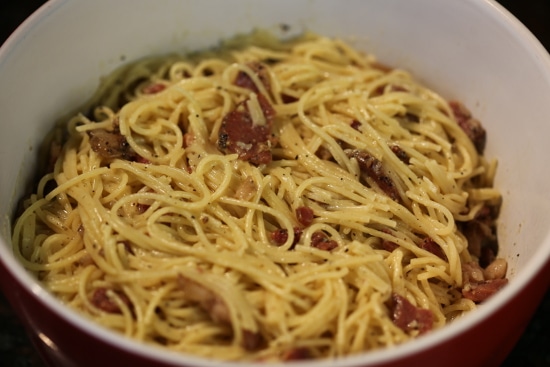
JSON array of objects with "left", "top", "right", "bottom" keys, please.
[{"left": 1, "top": 1, "right": 549, "bottom": 366}]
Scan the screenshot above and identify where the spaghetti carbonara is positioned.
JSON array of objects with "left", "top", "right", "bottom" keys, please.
[{"left": 12, "top": 32, "right": 507, "bottom": 361}]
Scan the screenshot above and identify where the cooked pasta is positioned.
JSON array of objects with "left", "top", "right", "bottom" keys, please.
[{"left": 12, "top": 32, "right": 506, "bottom": 361}]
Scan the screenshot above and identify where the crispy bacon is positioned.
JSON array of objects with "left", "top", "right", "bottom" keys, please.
[
  {"left": 91, "top": 288, "right": 132, "bottom": 314},
  {"left": 141, "top": 83, "right": 166, "bottom": 94},
  {"left": 270, "top": 227, "right": 303, "bottom": 247},
  {"left": 380, "top": 228, "right": 399, "bottom": 252},
  {"left": 462, "top": 278, "right": 508, "bottom": 303},
  {"left": 419, "top": 237, "right": 447, "bottom": 260},
  {"left": 390, "top": 145, "right": 410, "bottom": 164},
  {"left": 347, "top": 149, "right": 401, "bottom": 202},
  {"left": 449, "top": 100, "right": 486, "bottom": 154},
  {"left": 281, "top": 93, "right": 298, "bottom": 104},
  {"left": 218, "top": 93, "right": 276, "bottom": 165},
  {"left": 88, "top": 128, "right": 135, "bottom": 160},
  {"left": 242, "top": 329, "right": 263, "bottom": 351},
  {"left": 282, "top": 347, "right": 312, "bottom": 361},
  {"left": 350, "top": 119, "right": 362, "bottom": 131},
  {"left": 390, "top": 293, "right": 433, "bottom": 334},
  {"left": 311, "top": 231, "right": 338, "bottom": 251},
  {"left": 235, "top": 61, "right": 271, "bottom": 94},
  {"left": 295, "top": 206, "right": 314, "bottom": 227}
]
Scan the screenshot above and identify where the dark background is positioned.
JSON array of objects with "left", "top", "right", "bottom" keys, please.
[{"left": 0, "top": 1, "right": 549, "bottom": 366}]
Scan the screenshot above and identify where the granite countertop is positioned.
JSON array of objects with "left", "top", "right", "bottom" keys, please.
[{"left": 1, "top": 1, "right": 549, "bottom": 366}]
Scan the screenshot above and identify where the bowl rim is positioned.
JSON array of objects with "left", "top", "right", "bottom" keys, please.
[{"left": 1, "top": 0, "right": 550, "bottom": 366}]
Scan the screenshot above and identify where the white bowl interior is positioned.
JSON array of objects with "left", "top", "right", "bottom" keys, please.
[{"left": 1, "top": 0, "right": 550, "bottom": 366}]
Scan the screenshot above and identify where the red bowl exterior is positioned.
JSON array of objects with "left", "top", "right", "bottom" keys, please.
[{"left": 1, "top": 258, "right": 549, "bottom": 367}]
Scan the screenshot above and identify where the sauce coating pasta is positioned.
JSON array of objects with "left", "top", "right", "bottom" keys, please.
[{"left": 12, "top": 32, "right": 506, "bottom": 361}]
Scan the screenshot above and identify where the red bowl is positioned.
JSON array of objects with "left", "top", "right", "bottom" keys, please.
[{"left": 1, "top": 1, "right": 550, "bottom": 366}]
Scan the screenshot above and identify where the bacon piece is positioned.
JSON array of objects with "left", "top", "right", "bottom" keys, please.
[
  {"left": 281, "top": 93, "right": 298, "bottom": 104},
  {"left": 347, "top": 150, "right": 401, "bottom": 202},
  {"left": 142, "top": 83, "right": 166, "bottom": 94},
  {"left": 295, "top": 206, "right": 314, "bottom": 227},
  {"left": 419, "top": 237, "right": 447, "bottom": 260},
  {"left": 270, "top": 227, "right": 303, "bottom": 248},
  {"left": 315, "top": 145, "right": 333, "bottom": 161},
  {"left": 282, "top": 347, "right": 312, "bottom": 361},
  {"left": 449, "top": 101, "right": 486, "bottom": 154},
  {"left": 235, "top": 61, "right": 271, "bottom": 94},
  {"left": 218, "top": 93, "right": 277, "bottom": 165},
  {"left": 88, "top": 128, "right": 136, "bottom": 160},
  {"left": 462, "top": 278, "right": 508, "bottom": 303},
  {"left": 311, "top": 231, "right": 338, "bottom": 251},
  {"left": 350, "top": 120, "right": 362, "bottom": 131},
  {"left": 177, "top": 275, "right": 230, "bottom": 324},
  {"left": 382, "top": 240, "right": 399, "bottom": 252},
  {"left": 380, "top": 228, "right": 399, "bottom": 252},
  {"left": 242, "top": 329, "right": 263, "bottom": 351},
  {"left": 390, "top": 145, "right": 410, "bottom": 164},
  {"left": 390, "top": 293, "right": 433, "bottom": 334},
  {"left": 91, "top": 288, "right": 132, "bottom": 314}
]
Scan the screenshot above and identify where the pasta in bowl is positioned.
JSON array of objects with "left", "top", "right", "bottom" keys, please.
[
  {"left": 13, "top": 33, "right": 507, "bottom": 361},
  {"left": 1, "top": 1, "right": 549, "bottom": 367}
]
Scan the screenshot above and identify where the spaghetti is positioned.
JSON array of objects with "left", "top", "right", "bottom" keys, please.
[{"left": 12, "top": 32, "right": 506, "bottom": 361}]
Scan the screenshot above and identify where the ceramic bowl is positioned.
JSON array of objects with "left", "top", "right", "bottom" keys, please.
[{"left": 1, "top": 1, "right": 549, "bottom": 366}]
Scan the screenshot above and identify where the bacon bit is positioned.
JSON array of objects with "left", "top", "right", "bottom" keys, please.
[
  {"left": 142, "top": 83, "right": 166, "bottom": 94},
  {"left": 315, "top": 145, "right": 333, "bottom": 161},
  {"left": 281, "top": 93, "right": 298, "bottom": 104},
  {"left": 419, "top": 237, "right": 447, "bottom": 260},
  {"left": 382, "top": 240, "right": 399, "bottom": 252},
  {"left": 133, "top": 155, "right": 151, "bottom": 164},
  {"left": 270, "top": 227, "right": 303, "bottom": 248},
  {"left": 295, "top": 206, "right": 314, "bottom": 227},
  {"left": 88, "top": 128, "right": 136, "bottom": 160},
  {"left": 177, "top": 275, "right": 230, "bottom": 324},
  {"left": 462, "top": 278, "right": 508, "bottom": 303},
  {"left": 218, "top": 93, "right": 277, "bottom": 165},
  {"left": 311, "top": 231, "right": 338, "bottom": 251},
  {"left": 235, "top": 62, "right": 271, "bottom": 94},
  {"left": 380, "top": 229, "right": 399, "bottom": 252},
  {"left": 282, "top": 347, "right": 312, "bottom": 361},
  {"left": 136, "top": 203, "right": 150, "bottom": 213},
  {"left": 91, "top": 288, "right": 132, "bottom": 314},
  {"left": 390, "top": 293, "right": 433, "bottom": 335},
  {"left": 348, "top": 150, "right": 401, "bottom": 202},
  {"left": 183, "top": 132, "right": 195, "bottom": 148},
  {"left": 449, "top": 101, "right": 486, "bottom": 154},
  {"left": 242, "top": 329, "right": 264, "bottom": 351},
  {"left": 350, "top": 120, "right": 362, "bottom": 131},
  {"left": 390, "top": 145, "right": 410, "bottom": 164}
]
